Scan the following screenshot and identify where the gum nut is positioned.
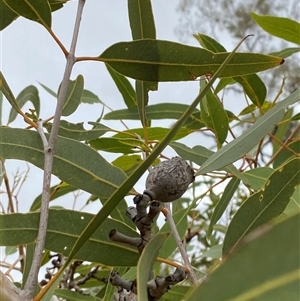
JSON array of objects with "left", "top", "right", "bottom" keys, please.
[{"left": 145, "top": 157, "right": 195, "bottom": 202}]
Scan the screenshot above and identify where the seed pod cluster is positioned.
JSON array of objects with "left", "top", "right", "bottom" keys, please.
[{"left": 144, "top": 157, "right": 195, "bottom": 203}]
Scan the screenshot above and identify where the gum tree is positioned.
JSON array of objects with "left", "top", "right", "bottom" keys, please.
[{"left": 0, "top": 1, "right": 299, "bottom": 301}]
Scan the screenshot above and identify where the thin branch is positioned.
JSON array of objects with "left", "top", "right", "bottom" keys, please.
[
  {"left": 22, "top": 1, "right": 86, "bottom": 299},
  {"left": 163, "top": 203, "right": 198, "bottom": 285}
]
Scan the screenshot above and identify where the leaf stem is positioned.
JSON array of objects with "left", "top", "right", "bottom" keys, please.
[{"left": 22, "top": 1, "right": 86, "bottom": 299}]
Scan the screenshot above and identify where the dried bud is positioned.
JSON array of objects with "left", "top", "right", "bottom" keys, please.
[{"left": 144, "top": 157, "right": 194, "bottom": 202}]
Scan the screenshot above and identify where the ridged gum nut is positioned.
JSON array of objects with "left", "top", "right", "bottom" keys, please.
[{"left": 144, "top": 156, "right": 195, "bottom": 202}]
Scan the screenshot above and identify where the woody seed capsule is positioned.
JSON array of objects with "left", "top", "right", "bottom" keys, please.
[{"left": 144, "top": 157, "right": 195, "bottom": 202}]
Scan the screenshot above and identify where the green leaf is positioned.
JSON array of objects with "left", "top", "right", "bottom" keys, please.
[
  {"left": 208, "top": 177, "right": 240, "bottom": 237},
  {"left": 233, "top": 74, "right": 267, "bottom": 107},
  {"left": 135, "top": 80, "right": 150, "bottom": 126},
  {"left": 99, "top": 39, "right": 284, "bottom": 82},
  {"left": 269, "top": 47, "right": 300, "bottom": 59},
  {"left": 39, "top": 82, "right": 57, "bottom": 98},
  {"left": 194, "top": 33, "right": 227, "bottom": 52},
  {"left": 200, "top": 83, "right": 229, "bottom": 147},
  {"left": 59, "top": 74, "right": 84, "bottom": 116},
  {"left": 251, "top": 12, "right": 300, "bottom": 45},
  {"left": 81, "top": 89, "right": 103, "bottom": 104},
  {"left": 243, "top": 167, "right": 274, "bottom": 191},
  {"left": 185, "top": 213, "right": 300, "bottom": 301},
  {"left": 113, "top": 126, "right": 191, "bottom": 141},
  {"left": 0, "top": 71, "right": 21, "bottom": 116},
  {"left": 45, "top": 120, "right": 111, "bottom": 141},
  {"left": 104, "top": 103, "right": 205, "bottom": 130},
  {"left": 201, "top": 244, "right": 222, "bottom": 259},
  {"left": 0, "top": 209, "right": 140, "bottom": 266},
  {"left": 137, "top": 233, "right": 169, "bottom": 301},
  {"left": 58, "top": 40, "right": 251, "bottom": 276},
  {"left": 170, "top": 142, "right": 249, "bottom": 185},
  {"left": 273, "top": 140, "right": 300, "bottom": 169},
  {"left": 89, "top": 137, "right": 148, "bottom": 154},
  {"left": 214, "top": 78, "right": 236, "bottom": 94},
  {"left": 223, "top": 158, "right": 300, "bottom": 256},
  {"left": 0, "top": 127, "right": 129, "bottom": 199},
  {"left": 0, "top": 0, "right": 18, "bottom": 30},
  {"left": 54, "top": 289, "right": 102, "bottom": 301},
  {"left": 4, "top": 0, "right": 52, "bottom": 28},
  {"left": 128, "top": 0, "right": 156, "bottom": 40},
  {"left": 196, "top": 88, "right": 300, "bottom": 175},
  {"left": 112, "top": 154, "right": 142, "bottom": 174},
  {"left": 8, "top": 85, "right": 40, "bottom": 124},
  {"left": 106, "top": 64, "right": 136, "bottom": 108},
  {"left": 271, "top": 108, "right": 293, "bottom": 155},
  {"left": 161, "top": 285, "right": 190, "bottom": 301},
  {"left": 30, "top": 182, "right": 78, "bottom": 212}
]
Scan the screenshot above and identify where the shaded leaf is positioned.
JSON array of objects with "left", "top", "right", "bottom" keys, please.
[
  {"left": 200, "top": 83, "right": 229, "bottom": 147},
  {"left": 273, "top": 140, "right": 300, "bottom": 169},
  {"left": 251, "top": 12, "right": 300, "bottom": 45},
  {"left": 223, "top": 158, "right": 300, "bottom": 256},
  {"left": 201, "top": 244, "right": 222, "bottom": 259},
  {"left": 81, "top": 89, "right": 103, "bottom": 104},
  {"left": 233, "top": 74, "right": 267, "bottom": 107},
  {"left": 55, "top": 289, "right": 101, "bottom": 301},
  {"left": 137, "top": 233, "right": 168, "bottom": 300},
  {"left": 214, "top": 78, "right": 236, "bottom": 95},
  {"left": 0, "top": 0, "right": 18, "bottom": 30},
  {"left": 30, "top": 182, "right": 78, "bottom": 212},
  {"left": 104, "top": 103, "right": 205, "bottom": 130},
  {"left": 106, "top": 64, "right": 136, "bottom": 108},
  {"left": 243, "top": 167, "right": 274, "bottom": 191},
  {"left": 161, "top": 285, "right": 190, "bottom": 301},
  {"left": 208, "top": 177, "right": 240, "bottom": 237},
  {"left": 4, "top": 0, "right": 52, "bottom": 28},
  {"left": 8, "top": 85, "right": 40, "bottom": 124},
  {"left": 59, "top": 74, "right": 84, "bottom": 116},
  {"left": 0, "top": 127, "right": 129, "bottom": 199},
  {"left": 196, "top": 88, "right": 300, "bottom": 175},
  {"left": 185, "top": 213, "right": 300, "bottom": 301},
  {"left": 99, "top": 39, "right": 284, "bottom": 82},
  {"left": 0, "top": 209, "right": 140, "bottom": 266},
  {"left": 45, "top": 120, "right": 111, "bottom": 141}
]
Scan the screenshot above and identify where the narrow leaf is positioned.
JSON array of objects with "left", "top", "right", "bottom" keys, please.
[
  {"left": 194, "top": 33, "right": 227, "bottom": 52},
  {"left": 233, "top": 74, "right": 267, "bottom": 107},
  {"left": 106, "top": 64, "right": 136, "bottom": 108},
  {"left": 196, "top": 88, "right": 300, "bottom": 175},
  {"left": 99, "top": 39, "right": 284, "bottom": 82},
  {"left": 0, "top": 0, "right": 18, "bottom": 30},
  {"left": 8, "top": 85, "right": 40, "bottom": 124},
  {"left": 59, "top": 74, "right": 84, "bottom": 116},
  {"left": 269, "top": 47, "right": 300, "bottom": 58},
  {"left": 200, "top": 84, "right": 229, "bottom": 147},
  {"left": 137, "top": 233, "right": 169, "bottom": 301},
  {"left": 208, "top": 177, "right": 240, "bottom": 237},
  {"left": 54, "top": 290, "right": 101, "bottom": 301},
  {"left": 223, "top": 158, "right": 300, "bottom": 256},
  {"left": 243, "top": 167, "right": 274, "bottom": 191},
  {"left": 251, "top": 12, "right": 300, "bottom": 45}
]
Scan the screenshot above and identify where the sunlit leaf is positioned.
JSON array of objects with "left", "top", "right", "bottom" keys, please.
[{"left": 251, "top": 12, "right": 300, "bottom": 45}]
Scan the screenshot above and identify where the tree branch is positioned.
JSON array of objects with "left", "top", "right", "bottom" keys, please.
[{"left": 21, "top": 1, "right": 86, "bottom": 299}]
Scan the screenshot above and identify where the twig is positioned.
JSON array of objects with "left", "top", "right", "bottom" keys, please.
[
  {"left": 163, "top": 203, "right": 198, "bottom": 285},
  {"left": 22, "top": 1, "right": 86, "bottom": 299}
]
